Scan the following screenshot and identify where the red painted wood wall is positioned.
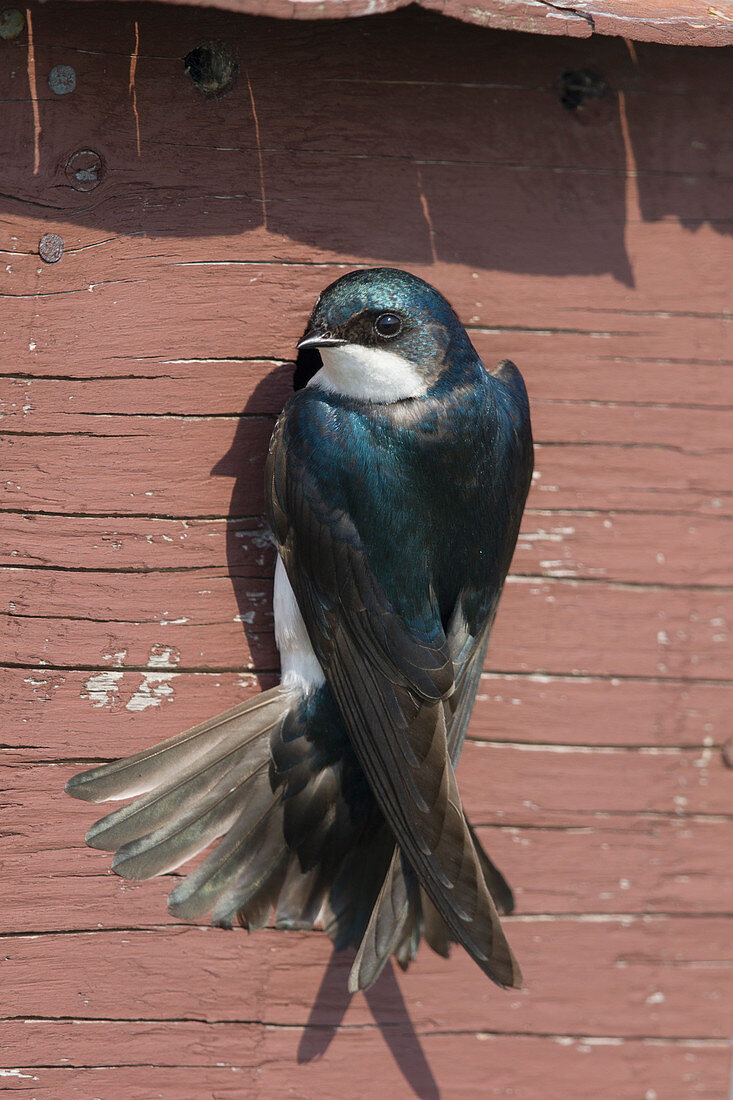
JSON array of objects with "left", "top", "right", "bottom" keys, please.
[{"left": 2, "top": 4, "right": 732, "bottom": 1096}]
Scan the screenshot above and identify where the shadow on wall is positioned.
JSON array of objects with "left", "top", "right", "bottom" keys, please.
[
  {"left": 298, "top": 951, "right": 441, "bottom": 1100},
  {"left": 5, "top": 5, "right": 730, "bottom": 286},
  {"left": 208, "top": 347, "right": 319, "bottom": 678}
]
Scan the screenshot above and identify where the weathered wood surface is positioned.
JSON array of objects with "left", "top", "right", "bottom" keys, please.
[
  {"left": 2, "top": 508, "right": 732, "bottom": 586},
  {"left": 4, "top": 567, "right": 732, "bottom": 677},
  {"left": 5, "top": 666, "right": 733, "bottom": 753},
  {"left": 3, "top": 917, "right": 732, "bottom": 1038},
  {"left": 6, "top": 770, "right": 732, "bottom": 928},
  {"left": 2, "top": 1030, "right": 729, "bottom": 1100},
  {"left": 58, "top": 0, "right": 733, "bottom": 47},
  {"left": 2, "top": 5, "right": 732, "bottom": 1097}
]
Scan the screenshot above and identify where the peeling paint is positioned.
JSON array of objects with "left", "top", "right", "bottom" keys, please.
[
  {"left": 102, "top": 649, "right": 127, "bottom": 666},
  {"left": 125, "top": 671, "right": 179, "bottom": 711},
  {"left": 147, "top": 644, "right": 181, "bottom": 668},
  {"left": 24, "top": 670, "right": 65, "bottom": 703},
  {"left": 82, "top": 669, "right": 123, "bottom": 708},
  {"left": 518, "top": 526, "right": 575, "bottom": 543}
]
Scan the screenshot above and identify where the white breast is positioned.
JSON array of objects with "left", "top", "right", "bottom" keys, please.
[
  {"left": 273, "top": 556, "right": 326, "bottom": 692},
  {"left": 309, "top": 344, "right": 427, "bottom": 403}
]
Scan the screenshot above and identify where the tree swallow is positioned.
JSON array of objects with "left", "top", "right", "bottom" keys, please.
[{"left": 66, "top": 268, "right": 534, "bottom": 992}]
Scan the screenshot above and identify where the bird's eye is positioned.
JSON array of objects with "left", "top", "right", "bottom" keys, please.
[{"left": 374, "top": 313, "right": 402, "bottom": 339}]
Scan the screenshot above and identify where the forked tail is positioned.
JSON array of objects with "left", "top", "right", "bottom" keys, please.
[{"left": 67, "top": 684, "right": 516, "bottom": 989}]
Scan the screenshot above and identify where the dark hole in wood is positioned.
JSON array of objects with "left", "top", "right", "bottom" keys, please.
[
  {"left": 183, "top": 41, "right": 239, "bottom": 98},
  {"left": 558, "top": 69, "right": 608, "bottom": 112}
]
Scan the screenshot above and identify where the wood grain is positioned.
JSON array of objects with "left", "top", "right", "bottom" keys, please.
[
  {"left": 2, "top": 919, "right": 731, "bottom": 1038},
  {"left": 2, "top": 1029, "right": 729, "bottom": 1100},
  {"left": 3, "top": 566, "right": 731, "bottom": 679},
  {"left": 4, "top": 812, "right": 731, "bottom": 934},
  {"left": 1, "top": 508, "right": 731, "bottom": 586},
  {"left": 2, "top": 5, "right": 732, "bottom": 1095},
  {"left": 4, "top": 666, "right": 731, "bottom": 755}
]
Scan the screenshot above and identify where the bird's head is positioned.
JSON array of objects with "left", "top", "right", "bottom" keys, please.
[{"left": 297, "top": 268, "right": 476, "bottom": 403}]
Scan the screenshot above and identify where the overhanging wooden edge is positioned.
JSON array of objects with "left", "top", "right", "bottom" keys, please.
[{"left": 60, "top": 0, "right": 733, "bottom": 47}]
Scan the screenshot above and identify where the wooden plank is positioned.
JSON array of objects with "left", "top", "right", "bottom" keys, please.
[
  {"left": 474, "top": 343, "right": 733, "bottom": 409},
  {"left": 4, "top": 421, "right": 732, "bottom": 517},
  {"left": 3, "top": 17, "right": 732, "bottom": 180},
  {"left": 2, "top": 5, "right": 733, "bottom": 1091},
  {"left": 0, "top": 514, "right": 276, "bottom": 574},
  {"left": 4, "top": 813, "right": 731, "bottom": 934},
  {"left": 4, "top": 566, "right": 731, "bottom": 679},
  {"left": 8, "top": 737, "right": 730, "bottom": 859},
  {"left": 5, "top": 380, "right": 733, "bottom": 450},
  {"left": 1, "top": 509, "right": 732, "bottom": 587},
  {"left": 6, "top": 255, "right": 733, "bottom": 372},
  {"left": 0, "top": 1025, "right": 729, "bottom": 1099},
  {"left": 2, "top": 350, "right": 733, "bottom": 410},
  {"left": 0, "top": 1066, "right": 259, "bottom": 1098},
  {"left": 2, "top": 918, "right": 730, "bottom": 1039},
  {"left": 471, "top": 673, "right": 731, "bottom": 748},
  {"left": 4, "top": 341, "right": 730, "bottom": 415},
  {"left": 5, "top": 240, "right": 733, "bottom": 366},
  {"left": 3, "top": 666, "right": 731, "bottom": 756},
  {"left": 7, "top": 0, "right": 733, "bottom": 52},
  {"left": 33, "top": 0, "right": 732, "bottom": 48},
  {"left": 0, "top": 417, "right": 274, "bottom": 518},
  {"left": 515, "top": 511, "right": 733, "bottom": 587},
  {"left": 0, "top": 362, "right": 292, "bottom": 416},
  {"left": 4, "top": 16, "right": 733, "bottom": 216}
]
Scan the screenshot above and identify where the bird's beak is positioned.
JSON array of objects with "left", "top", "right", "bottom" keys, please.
[{"left": 296, "top": 329, "right": 347, "bottom": 351}]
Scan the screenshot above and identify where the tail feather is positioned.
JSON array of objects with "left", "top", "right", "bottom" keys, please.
[
  {"left": 66, "top": 688, "right": 291, "bottom": 921},
  {"left": 274, "top": 859, "right": 330, "bottom": 931},
  {"left": 421, "top": 890, "right": 451, "bottom": 958},
  {"left": 167, "top": 771, "right": 281, "bottom": 921},
  {"left": 210, "top": 799, "right": 290, "bottom": 926},
  {"left": 394, "top": 908, "right": 421, "bottom": 971},
  {"left": 85, "top": 724, "right": 275, "bottom": 857},
  {"left": 65, "top": 681, "right": 518, "bottom": 987},
  {"left": 469, "top": 821, "right": 515, "bottom": 916},
  {"left": 348, "top": 846, "right": 409, "bottom": 992},
  {"left": 323, "top": 828, "right": 395, "bottom": 954},
  {"left": 239, "top": 853, "right": 291, "bottom": 931},
  {"left": 348, "top": 819, "right": 516, "bottom": 990},
  {"left": 110, "top": 758, "right": 271, "bottom": 881},
  {"left": 66, "top": 687, "right": 288, "bottom": 804}
]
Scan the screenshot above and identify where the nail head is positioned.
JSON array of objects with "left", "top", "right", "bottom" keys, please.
[
  {"left": 49, "top": 64, "right": 76, "bottom": 95},
  {"left": 39, "top": 234, "right": 64, "bottom": 264},
  {"left": 0, "top": 8, "right": 24, "bottom": 39}
]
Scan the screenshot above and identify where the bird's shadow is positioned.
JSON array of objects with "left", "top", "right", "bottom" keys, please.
[
  {"left": 298, "top": 950, "right": 441, "bottom": 1100},
  {"left": 212, "top": 350, "right": 440, "bottom": 1097},
  {"left": 209, "top": 348, "right": 321, "bottom": 674}
]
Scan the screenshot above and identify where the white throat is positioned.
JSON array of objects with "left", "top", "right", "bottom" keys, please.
[{"left": 308, "top": 344, "right": 428, "bottom": 403}]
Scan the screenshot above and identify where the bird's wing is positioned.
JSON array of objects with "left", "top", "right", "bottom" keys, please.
[
  {"left": 266, "top": 406, "right": 522, "bottom": 989},
  {"left": 445, "top": 623, "right": 516, "bottom": 915},
  {"left": 348, "top": 617, "right": 516, "bottom": 991}
]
